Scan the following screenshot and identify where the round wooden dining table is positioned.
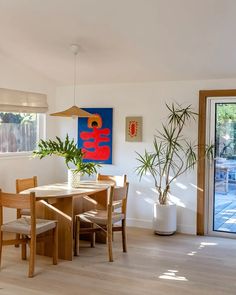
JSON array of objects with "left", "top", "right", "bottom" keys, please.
[{"left": 21, "top": 180, "right": 113, "bottom": 260}]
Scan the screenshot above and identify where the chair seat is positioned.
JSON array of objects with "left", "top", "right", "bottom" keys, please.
[
  {"left": 78, "top": 209, "right": 124, "bottom": 225},
  {"left": 1, "top": 217, "right": 57, "bottom": 235}
]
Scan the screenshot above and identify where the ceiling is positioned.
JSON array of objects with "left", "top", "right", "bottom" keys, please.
[{"left": 0, "top": 0, "right": 236, "bottom": 85}]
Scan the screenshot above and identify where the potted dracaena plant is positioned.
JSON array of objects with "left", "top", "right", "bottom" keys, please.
[
  {"left": 33, "top": 134, "right": 100, "bottom": 188},
  {"left": 136, "top": 103, "right": 213, "bottom": 235}
]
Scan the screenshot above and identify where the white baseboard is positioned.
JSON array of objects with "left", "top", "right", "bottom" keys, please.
[
  {"left": 126, "top": 218, "right": 152, "bottom": 229},
  {"left": 127, "top": 218, "right": 196, "bottom": 235},
  {"left": 177, "top": 223, "right": 196, "bottom": 235}
]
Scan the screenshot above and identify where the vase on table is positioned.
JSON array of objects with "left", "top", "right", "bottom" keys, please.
[{"left": 68, "top": 169, "right": 81, "bottom": 188}]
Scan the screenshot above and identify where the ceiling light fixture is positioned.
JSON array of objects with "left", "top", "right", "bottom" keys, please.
[{"left": 50, "top": 44, "right": 92, "bottom": 118}]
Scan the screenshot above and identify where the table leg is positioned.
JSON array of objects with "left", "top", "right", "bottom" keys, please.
[{"left": 36, "top": 197, "right": 73, "bottom": 261}]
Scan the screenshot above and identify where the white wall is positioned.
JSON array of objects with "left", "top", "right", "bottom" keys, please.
[
  {"left": 55, "top": 79, "right": 236, "bottom": 234},
  {"left": 0, "top": 53, "right": 58, "bottom": 221}
]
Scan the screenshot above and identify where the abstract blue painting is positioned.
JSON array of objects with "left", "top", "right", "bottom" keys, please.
[{"left": 78, "top": 108, "right": 113, "bottom": 164}]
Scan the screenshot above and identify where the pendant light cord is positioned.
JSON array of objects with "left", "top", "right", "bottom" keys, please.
[{"left": 73, "top": 51, "right": 77, "bottom": 106}]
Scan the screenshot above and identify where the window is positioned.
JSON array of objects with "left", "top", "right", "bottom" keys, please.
[
  {"left": 0, "top": 88, "right": 48, "bottom": 155},
  {"left": 0, "top": 112, "right": 45, "bottom": 154}
]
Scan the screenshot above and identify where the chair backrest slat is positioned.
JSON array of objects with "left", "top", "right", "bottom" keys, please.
[
  {"left": 96, "top": 174, "right": 127, "bottom": 187},
  {"left": 0, "top": 192, "right": 34, "bottom": 209},
  {"left": 16, "top": 176, "right": 37, "bottom": 193}
]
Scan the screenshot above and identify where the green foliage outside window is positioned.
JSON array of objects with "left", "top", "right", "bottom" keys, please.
[
  {"left": 216, "top": 104, "right": 236, "bottom": 158},
  {"left": 0, "top": 112, "right": 36, "bottom": 124}
]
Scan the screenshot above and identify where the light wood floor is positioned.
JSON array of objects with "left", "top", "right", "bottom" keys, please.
[{"left": 1, "top": 228, "right": 236, "bottom": 295}]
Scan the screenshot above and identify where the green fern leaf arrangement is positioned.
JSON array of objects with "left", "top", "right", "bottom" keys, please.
[{"left": 33, "top": 134, "right": 100, "bottom": 176}]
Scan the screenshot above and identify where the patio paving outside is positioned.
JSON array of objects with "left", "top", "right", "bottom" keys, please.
[{"left": 214, "top": 183, "right": 236, "bottom": 233}]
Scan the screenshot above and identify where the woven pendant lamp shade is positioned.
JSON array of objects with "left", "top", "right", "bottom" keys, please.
[{"left": 50, "top": 105, "right": 93, "bottom": 117}]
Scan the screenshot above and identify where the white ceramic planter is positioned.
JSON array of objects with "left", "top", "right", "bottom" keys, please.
[
  {"left": 153, "top": 202, "right": 176, "bottom": 235},
  {"left": 68, "top": 169, "right": 81, "bottom": 188}
]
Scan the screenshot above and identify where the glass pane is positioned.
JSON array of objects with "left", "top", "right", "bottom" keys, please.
[
  {"left": 214, "top": 103, "right": 236, "bottom": 233},
  {"left": 0, "top": 112, "right": 38, "bottom": 153}
]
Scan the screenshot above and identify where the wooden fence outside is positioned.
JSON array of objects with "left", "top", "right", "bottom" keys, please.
[{"left": 0, "top": 123, "right": 37, "bottom": 153}]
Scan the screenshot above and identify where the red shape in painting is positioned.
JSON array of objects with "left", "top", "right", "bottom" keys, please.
[
  {"left": 129, "top": 120, "right": 138, "bottom": 137},
  {"left": 80, "top": 127, "right": 110, "bottom": 160}
]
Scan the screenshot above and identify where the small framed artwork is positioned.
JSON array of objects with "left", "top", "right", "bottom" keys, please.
[
  {"left": 78, "top": 108, "right": 113, "bottom": 164},
  {"left": 125, "top": 116, "right": 142, "bottom": 142}
]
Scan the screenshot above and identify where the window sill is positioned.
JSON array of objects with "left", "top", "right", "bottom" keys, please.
[{"left": 0, "top": 152, "right": 34, "bottom": 160}]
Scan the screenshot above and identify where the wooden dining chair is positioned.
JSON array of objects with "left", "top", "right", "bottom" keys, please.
[
  {"left": 74, "top": 182, "right": 129, "bottom": 261},
  {"left": 0, "top": 189, "right": 58, "bottom": 278},
  {"left": 96, "top": 174, "right": 128, "bottom": 241}
]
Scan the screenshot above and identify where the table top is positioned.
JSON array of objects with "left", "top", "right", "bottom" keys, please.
[{"left": 21, "top": 180, "right": 113, "bottom": 199}]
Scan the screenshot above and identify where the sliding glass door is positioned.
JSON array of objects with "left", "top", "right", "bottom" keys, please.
[{"left": 207, "top": 99, "right": 236, "bottom": 237}]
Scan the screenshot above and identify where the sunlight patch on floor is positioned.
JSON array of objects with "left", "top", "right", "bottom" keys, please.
[
  {"left": 187, "top": 251, "right": 197, "bottom": 256},
  {"left": 200, "top": 242, "right": 218, "bottom": 246},
  {"left": 159, "top": 269, "right": 188, "bottom": 281}
]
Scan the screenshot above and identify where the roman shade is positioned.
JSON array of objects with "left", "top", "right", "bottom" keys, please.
[{"left": 0, "top": 88, "right": 48, "bottom": 113}]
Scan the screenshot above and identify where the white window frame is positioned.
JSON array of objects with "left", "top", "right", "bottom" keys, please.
[{"left": 0, "top": 112, "right": 46, "bottom": 158}]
